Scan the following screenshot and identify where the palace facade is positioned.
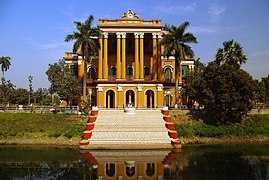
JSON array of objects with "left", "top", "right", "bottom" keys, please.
[{"left": 64, "top": 10, "right": 195, "bottom": 109}]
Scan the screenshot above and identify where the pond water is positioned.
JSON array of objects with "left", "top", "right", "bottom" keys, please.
[{"left": 0, "top": 144, "right": 268, "bottom": 180}]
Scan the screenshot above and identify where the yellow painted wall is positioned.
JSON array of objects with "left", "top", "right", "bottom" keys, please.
[
  {"left": 97, "top": 162, "right": 163, "bottom": 180},
  {"left": 96, "top": 85, "right": 165, "bottom": 108}
]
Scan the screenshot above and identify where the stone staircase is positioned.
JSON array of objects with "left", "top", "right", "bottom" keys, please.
[{"left": 79, "top": 108, "right": 181, "bottom": 149}]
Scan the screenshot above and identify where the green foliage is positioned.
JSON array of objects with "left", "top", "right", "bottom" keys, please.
[
  {"left": 64, "top": 124, "right": 84, "bottom": 139},
  {"left": 46, "top": 59, "right": 81, "bottom": 105},
  {"left": 79, "top": 96, "right": 91, "bottom": 115},
  {"left": 34, "top": 88, "right": 50, "bottom": 105},
  {"left": 0, "top": 56, "right": 11, "bottom": 79},
  {"left": 41, "top": 97, "right": 52, "bottom": 105},
  {"left": 262, "top": 75, "right": 269, "bottom": 102},
  {"left": 185, "top": 61, "right": 256, "bottom": 124},
  {"left": 65, "top": 15, "right": 101, "bottom": 102},
  {"left": 175, "top": 115, "right": 269, "bottom": 138},
  {"left": 253, "top": 80, "right": 267, "bottom": 103},
  {"left": 160, "top": 22, "right": 197, "bottom": 103},
  {"left": 11, "top": 88, "right": 29, "bottom": 105},
  {"left": 201, "top": 63, "right": 255, "bottom": 124},
  {"left": 215, "top": 39, "right": 247, "bottom": 68},
  {"left": 0, "top": 78, "right": 15, "bottom": 111},
  {"left": 182, "top": 59, "right": 205, "bottom": 107}
]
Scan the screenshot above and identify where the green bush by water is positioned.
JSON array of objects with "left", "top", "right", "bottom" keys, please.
[{"left": 175, "top": 114, "right": 269, "bottom": 138}]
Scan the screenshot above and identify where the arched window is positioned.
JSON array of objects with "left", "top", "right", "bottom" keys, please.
[
  {"left": 127, "top": 67, "right": 133, "bottom": 76},
  {"left": 70, "top": 65, "right": 78, "bottom": 77},
  {"left": 165, "top": 68, "right": 172, "bottom": 82},
  {"left": 181, "top": 66, "right": 188, "bottom": 77},
  {"left": 88, "top": 67, "right": 96, "bottom": 80},
  {"left": 110, "top": 67, "right": 117, "bottom": 76},
  {"left": 144, "top": 67, "right": 150, "bottom": 79}
]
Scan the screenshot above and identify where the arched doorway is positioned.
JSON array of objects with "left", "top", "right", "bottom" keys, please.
[
  {"left": 125, "top": 90, "right": 135, "bottom": 107},
  {"left": 146, "top": 90, "right": 155, "bottom": 108},
  {"left": 165, "top": 90, "right": 172, "bottom": 107},
  {"left": 106, "top": 90, "right": 115, "bottom": 108}
]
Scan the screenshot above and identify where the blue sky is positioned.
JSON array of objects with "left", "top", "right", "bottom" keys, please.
[{"left": 1, "top": 0, "right": 269, "bottom": 90}]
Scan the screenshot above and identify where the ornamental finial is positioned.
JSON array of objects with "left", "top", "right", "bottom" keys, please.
[{"left": 121, "top": 9, "right": 139, "bottom": 19}]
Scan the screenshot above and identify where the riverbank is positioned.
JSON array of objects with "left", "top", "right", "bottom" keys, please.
[
  {"left": 170, "top": 111, "right": 269, "bottom": 145},
  {"left": 0, "top": 112, "right": 269, "bottom": 146},
  {"left": 0, "top": 113, "right": 86, "bottom": 146}
]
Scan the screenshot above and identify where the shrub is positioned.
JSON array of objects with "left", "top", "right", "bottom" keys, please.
[{"left": 64, "top": 125, "right": 84, "bottom": 139}]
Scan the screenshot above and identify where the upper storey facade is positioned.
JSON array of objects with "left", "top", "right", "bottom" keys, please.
[{"left": 65, "top": 9, "right": 195, "bottom": 85}]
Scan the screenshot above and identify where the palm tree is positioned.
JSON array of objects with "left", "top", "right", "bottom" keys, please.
[
  {"left": 65, "top": 15, "right": 101, "bottom": 102},
  {"left": 215, "top": 39, "right": 247, "bottom": 68},
  {"left": 0, "top": 56, "right": 11, "bottom": 79},
  {"left": 160, "top": 22, "right": 197, "bottom": 104}
]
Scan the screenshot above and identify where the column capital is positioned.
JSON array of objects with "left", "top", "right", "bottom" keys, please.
[
  {"left": 134, "top": 32, "right": 139, "bottom": 38},
  {"left": 121, "top": 32, "right": 126, "bottom": 38},
  {"left": 103, "top": 32, "right": 109, "bottom": 38},
  {"left": 116, "top": 32, "right": 121, "bottom": 38},
  {"left": 139, "top": 32, "right": 144, "bottom": 38},
  {"left": 157, "top": 33, "right": 162, "bottom": 39},
  {"left": 152, "top": 33, "right": 157, "bottom": 39}
]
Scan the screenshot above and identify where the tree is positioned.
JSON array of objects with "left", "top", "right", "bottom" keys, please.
[
  {"left": 160, "top": 22, "right": 197, "bottom": 104},
  {"left": 28, "top": 75, "right": 33, "bottom": 105},
  {"left": 253, "top": 80, "right": 266, "bottom": 104},
  {"left": 0, "top": 56, "right": 11, "bottom": 79},
  {"left": 0, "top": 78, "right": 15, "bottom": 111},
  {"left": 33, "top": 88, "right": 49, "bottom": 105},
  {"left": 215, "top": 40, "right": 247, "bottom": 68},
  {"left": 262, "top": 75, "right": 269, "bottom": 103},
  {"left": 65, "top": 15, "right": 101, "bottom": 102},
  {"left": 46, "top": 59, "right": 81, "bottom": 105},
  {"left": 195, "top": 63, "right": 256, "bottom": 124},
  {"left": 11, "top": 88, "right": 29, "bottom": 105},
  {"left": 182, "top": 58, "right": 205, "bottom": 107}
]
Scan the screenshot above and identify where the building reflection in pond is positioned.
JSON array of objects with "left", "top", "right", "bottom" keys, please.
[{"left": 80, "top": 149, "right": 181, "bottom": 180}]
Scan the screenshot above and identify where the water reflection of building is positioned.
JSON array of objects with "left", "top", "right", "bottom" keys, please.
[{"left": 80, "top": 150, "right": 181, "bottom": 180}]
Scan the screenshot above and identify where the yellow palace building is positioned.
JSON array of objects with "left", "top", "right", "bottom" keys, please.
[{"left": 64, "top": 10, "right": 195, "bottom": 109}]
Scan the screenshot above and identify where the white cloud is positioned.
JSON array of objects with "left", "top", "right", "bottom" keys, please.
[
  {"left": 208, "top": 4, "right": 226, "bottom": 23},
  {"left": 22, "top": 37, "right": 71, "bottom": 51},
  {"left": 59, "top": 9, "right": 77, "bottom": 21},
  {"left": 189, "top": 26, "right": 215, "bottom": 34},
  {"left": 154, "top": 2, "right": 196, "bottom": 15}
]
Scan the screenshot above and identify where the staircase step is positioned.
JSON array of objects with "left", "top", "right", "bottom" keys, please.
[{"left": 83, "top": 109, "right": 174, "bottom": 149}]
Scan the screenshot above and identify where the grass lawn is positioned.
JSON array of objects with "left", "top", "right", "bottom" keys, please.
[
  {"left": 1, "top": 111, "right": 269, "bottom": 146},
  {"left": 170, "top": 111, "right": 269, "bottom": 144},
  {"left": 0, "top": 113, "right": 87, "bottom": 146}
]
